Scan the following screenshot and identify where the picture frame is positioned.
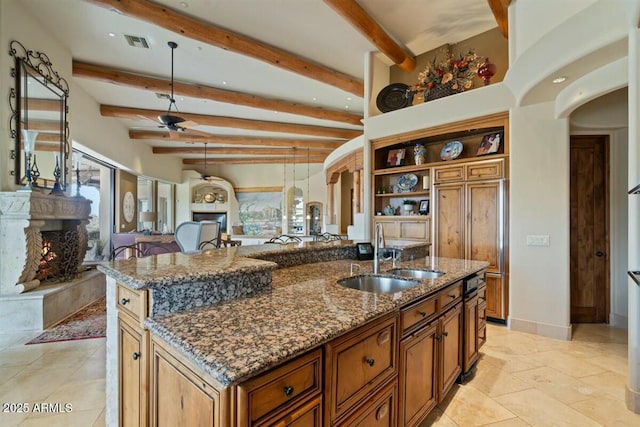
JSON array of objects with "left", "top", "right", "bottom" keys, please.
[
  {"left": 386, "top": 148, "right": 406, "bottom": 167},
  {"left": 477, "top": 131, "right": 503, "bottom": 156},
  {"left": 418, "top": 199, "right": 430, "bottom": 215}
]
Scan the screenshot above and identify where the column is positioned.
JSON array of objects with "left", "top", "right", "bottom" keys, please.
[
  {"left": 627, "top": 27, "right": 640, "bottom": 414},
  {"left": 327, "top": 183, "right": 335, "bottom": 224},
  {"left": 353, "top": 170, "right": 361, "bottom": 214}
]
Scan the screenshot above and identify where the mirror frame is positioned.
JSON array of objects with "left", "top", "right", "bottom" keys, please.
[{"left": 9, "top": 40, "right": 69, "bottom": 189}]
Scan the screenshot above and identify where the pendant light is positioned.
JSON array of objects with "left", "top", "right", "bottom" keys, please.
[
  {"left": 306, "top": 147, "right": 311, "bottom": 221},
  {"left": 282, "top": 154, "right": 287, "bottom": 221}
]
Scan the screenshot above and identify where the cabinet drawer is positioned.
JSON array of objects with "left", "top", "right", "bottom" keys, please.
[
  {"left": 400, "top": 296, "right": 437, "bottom": 336},
  {"left": 270, "top": 394, "right": 322, "bottom": 427},
  {"left": 117, "top": 284, "right": 147, "bottom": 324},
  {"left": 239, "top": 349, "right": 322, "bottom": 426},
  {"left": 399, "top": 220, "right": 429, "bottom": 241},
  {"left": 438, "top": 281, "right": 462, "bottom": 313},
  {"left": 326, "top": 313, "right": 397, "bottom": 421},
  {"left": 334, "top": 380, "right": 396, "bottom": 427},
  {"left": 433, "top": 166, "right": 464, "bottom": 184},
  {"left": 466, "top": 160, "right": 503, "bottom": 180}
]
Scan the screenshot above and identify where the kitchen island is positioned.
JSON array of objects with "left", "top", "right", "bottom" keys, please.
[{"left": 99, "top": 241, "right": 487, "bottom": 426}]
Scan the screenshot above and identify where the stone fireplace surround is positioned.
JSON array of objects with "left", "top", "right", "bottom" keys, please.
[{"left": 0, "top": 191, "right": 105, "bottom": 331}]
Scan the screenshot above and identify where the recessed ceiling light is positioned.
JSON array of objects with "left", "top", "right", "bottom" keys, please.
[
  {"left": 552, "top": 76, "right": 567, "bottom": 84},
  {"left": 179, "top": 2, "right": 188, "bottom": 8},
  {"left": 108, "top": 32, "right": 116, "bottom": 37},
  {"left": 346, "top": 97, "right": 352, "bottom": 101},
  {"left": 222, "top": 81, "right": 227, "bottom": 85},
  {"left": 312, "top": 97, "right": 317, "bottom": 101},
  {"left": 345, "top": 105, "right": 349, "bottom": 109}
]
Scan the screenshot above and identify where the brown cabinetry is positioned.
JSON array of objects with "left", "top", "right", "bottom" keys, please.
[
  {"left": 437, "top": 303, "right": 462, "bottom": 402},
  {"left": 484, "top": 273, "right": 505, "bottom": 321},
  {"left": 462, "top": 294, "right": 479, "bottom": 373},
  {"left": 325, "top": 312, "right": 397, "bottom": 424},
  {"left": 373, "top": 216, "right": 430, "bottom": 243},
  {"left": 335, "top": 380, "right": 397, "bottom": 427},
  {"left": 118, "top": 313, "right": 148, "bottom": 427}
]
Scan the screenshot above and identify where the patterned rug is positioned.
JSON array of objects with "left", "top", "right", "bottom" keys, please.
[{"left": 26, "top": 296, "right": 106, "bottom": 344}]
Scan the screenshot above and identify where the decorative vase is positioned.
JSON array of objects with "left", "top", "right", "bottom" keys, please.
[
  {"left": 477, "top": 58, "right": 496, "bottom": 86},
  {"left": 414, "top": 144, "right": 426, "bottom": 165}
]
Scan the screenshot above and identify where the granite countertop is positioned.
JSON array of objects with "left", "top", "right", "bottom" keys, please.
[
  {"left": 97, "top": 240, "right": 356, "bottom": 289},
  {"left": 145, "top": 256, "right": 488, "bottom": 387}
]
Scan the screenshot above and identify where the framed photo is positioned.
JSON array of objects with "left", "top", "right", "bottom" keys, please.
[
  {"left": 477, "top": 131, "right": 503, "bottom": 156},
  {"left": 418, "top": 199, "right": 430, "bottom": 215},
  {"left": 386, "top": 148, "right": 406, "bottom": 167}
]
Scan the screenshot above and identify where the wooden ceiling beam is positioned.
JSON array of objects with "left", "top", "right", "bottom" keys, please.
[
  {"left": 153, "top": 146, "right": 332, "bottom": 155},
  {"left": 487, "top": 0, "right": 511, "bottom": 38},
  {"left": 130, "top": 131, "right": 343, "bottom": 149},
  {"left": 184, "top": 156, "right": 327, "bottom": 165},
  {"left": 101, "top": 105, "right": 361, "bottom": 139},
  {"left": 73, "top": 61, "right": 363, "bottom": 125},
  {"left": 322, "top": 0, "right": 415, "bottom": 72},
  {"left": 84, "top": 0, "right": 364, "bottom": 96}
]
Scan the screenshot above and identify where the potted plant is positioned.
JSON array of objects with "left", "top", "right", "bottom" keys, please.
[{"left": 402, "top": 199, "right": 417, "bottom": 215}]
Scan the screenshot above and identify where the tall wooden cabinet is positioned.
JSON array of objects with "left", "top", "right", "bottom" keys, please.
[{"left": 371, "top": 113, "right": 509, "bottom": 322}]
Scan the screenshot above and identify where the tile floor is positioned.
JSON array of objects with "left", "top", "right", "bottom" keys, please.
[{"left": 0, "top": 323, "right": 638, "bottom": 426}]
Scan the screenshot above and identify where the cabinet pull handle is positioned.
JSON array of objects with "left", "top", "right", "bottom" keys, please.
[
  {"left": 377, "top": 330, "right": 390, "bottom": 345},
  {"left": 132, "top": 352, "right": 140, "bottom": 360},
  {"left": 376, "top": 403, "right": 389, "bottom": 420},
  {"left": 283, "top": 385, "right": 294, "bottom": 397},
  {"left": 365, "top": 358, "right": 375, "bottom": 367},
  {"left": 418, "top": 311, "right": 427, "bottom": 317},
  {"left": 120, "top": 298, "right": 130, "bottom": 305},
  {"left": 448, "top": 294, "right": 456, "bottom": 299},
  {"left": 442, "top": 331, "right": 448, "bottom": 337}
]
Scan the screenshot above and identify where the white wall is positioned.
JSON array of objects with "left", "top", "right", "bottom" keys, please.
[{"left": 509, "top": 102, "right": 572, "bottom": 339}]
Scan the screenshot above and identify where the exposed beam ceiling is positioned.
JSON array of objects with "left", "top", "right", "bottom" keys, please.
[
  {"left": 322, "top": 0, "right": 415, "bottom": 71},
  {"left": 73, "top": 61, "right": 363, "bottom": 125},
  {"left": 84, "top": 0, "right": 364, "bottom": 96},
  {"left": 101, "top": 105, "right": 361, "bottom": 139},
  {"left": 487, "top": 0, "right": 511, "bottom": 38},
  {"left": 155, "top": 147, "right": 331, "bottom": 156},
  {"left": 131, "top": 131, "right": 344, "bottom": 150},
  {"left": 184, "top": 156, "right": 328, "bottom": 165}
]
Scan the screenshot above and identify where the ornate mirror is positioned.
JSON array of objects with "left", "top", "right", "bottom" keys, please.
[{"left": 9, "top": 40, "right": 69, "bottom": 190}]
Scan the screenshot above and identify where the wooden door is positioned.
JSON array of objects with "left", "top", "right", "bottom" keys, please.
[
  {"left": 484, "top": 274, "right": 504, "bottom": 321},
  {"left": 462, "top": 294, "right": 479, "bottom": 373},
  {"left": 434, "top": 183, "right": 465, "bottom": 259},
  {"left": 437, "top": 304, "right": 462, "bottom": 402},
  {"left": 118, "top": 316, "right": 148, "bottom": 427},
  {"left": 570, "top": 136, "right": 609, "bottom": 323},
  {"left": 398, "top": 322, "right": 437, "bottom": 426},
  {"left": 466, "top": 181, "right": 502, "bottom": 272}
]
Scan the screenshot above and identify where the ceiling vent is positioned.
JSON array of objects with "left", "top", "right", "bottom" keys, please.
[
  {"left": 124, "top": 35, "right": 150, "bottom": 49},
  {"left": 155, "top": 93, "right": 170, "bottom": 100}
]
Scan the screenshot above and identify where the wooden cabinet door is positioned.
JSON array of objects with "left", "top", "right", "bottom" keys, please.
[
  {"left": 466, "top": 181, "right": 502, "bottom": 272},
  {"left": 462, "top": 294, "right": 479, "bottom": 373},
  {"left": 150, "top": 340, "right": 221, "bottom": 427},
  {"left": 118, "top": 315, "right": 148, "bottom": 427},
  {"left": 485, "top": 273, "right": 504, "bottom": 321},
  {"left": 438, "top": 303, "right": 462, "bottom": 402},
  {"left": 434, "top": 183, "right": 465, "bottom": 259},
  {"left": 398, "top": 322, "right": 437, "bottom": 427}
]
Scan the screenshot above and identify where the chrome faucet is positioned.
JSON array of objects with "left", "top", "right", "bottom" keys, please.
[{"left": 373, "top": 222, "right": 386, "bottom": 274}]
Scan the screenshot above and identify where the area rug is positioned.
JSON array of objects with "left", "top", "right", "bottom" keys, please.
[{"left": 26, "top": 296, "right": 106, "bottom": 344}]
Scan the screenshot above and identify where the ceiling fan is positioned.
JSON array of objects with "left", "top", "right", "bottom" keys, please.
[{"left": 157, "top": 41, "right": 199, "bottom": 135}]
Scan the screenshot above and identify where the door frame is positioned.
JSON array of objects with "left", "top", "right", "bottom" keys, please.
[{"left": 569, "top": 134, "right": 610, "bottom": 324}]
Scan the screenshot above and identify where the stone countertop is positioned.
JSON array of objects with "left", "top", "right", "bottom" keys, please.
[
  {"left": 145, "top": 256, "right": 488, "bottom": 387},
  {"left": 97, "top": 240, "right": 356, "bottom": 290}
]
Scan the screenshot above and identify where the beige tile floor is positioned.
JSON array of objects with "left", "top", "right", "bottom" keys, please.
[{"left": 0, "top": 323, "right": 638, "bottom": 426}]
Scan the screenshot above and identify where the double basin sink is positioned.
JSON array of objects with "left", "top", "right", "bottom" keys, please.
[{"left": 338, "top": 268, "right": 445, "bottom": 294}]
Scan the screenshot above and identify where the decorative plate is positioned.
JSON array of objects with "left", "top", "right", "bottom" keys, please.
[
  {"left": 397, "top": 173, "right": 418, "bottom": 192},
  {"left": 204, "top": 193, "right": 215, "bottom": 203},
  {"left": 440, "top": 140, "right": 463, "bottom": 161},
  {"left": 376, "top": 83, "right": 411, "bottom": 113}
]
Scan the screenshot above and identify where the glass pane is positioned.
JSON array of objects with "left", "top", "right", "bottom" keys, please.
[
  {"left": 287, "top": 186, "right": 304, "bottom": 235},
  {"left": 137, "top": 177, "right": 154, "bottom": 231},
  {"left": 157, "top": 181, "right": 174, "bottom": 234}
]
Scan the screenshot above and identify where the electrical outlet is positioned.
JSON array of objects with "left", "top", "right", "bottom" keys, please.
[{"left": 526, "top": 235, "right": 550, "bottom": 246}]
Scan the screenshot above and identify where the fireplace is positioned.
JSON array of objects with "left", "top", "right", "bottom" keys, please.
[{"left": 38, "top": 229, "right": 81, "bottom": 282}]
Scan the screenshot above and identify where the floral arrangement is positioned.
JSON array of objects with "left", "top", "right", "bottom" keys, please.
[{"left": 408, "top": 49, "right": 483, "bottom": 100}]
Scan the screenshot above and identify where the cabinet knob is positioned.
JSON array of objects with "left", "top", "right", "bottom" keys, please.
[
  {"left": 376, "top": 403, "right": 389, "bottom": 420},
  {"left": 442, "top": 331, "right": 448, "bottom": 337},
  {"left": 132, "top": 352, "right": 140, "bottom": 360},
  {"left": 435, "top": 334, "right": 441, "bottom": 341},
  {"left": 365, "top": 358, "right": 375, "bottom": 367},
  {"left": 418, "top": 311, "right": 427, "bottom": 317},
  {"left": 120, "top": 298, "right": 130, "bottom": 305},
  {"left": 283, "top": 385, "right": 294, "bottom": 397},
  {"left": 448, "top": 294, "right": 456, "bottom": 299}
]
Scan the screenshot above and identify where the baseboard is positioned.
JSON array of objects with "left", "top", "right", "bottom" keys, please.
[
  {"left": 509, "top": 316, "right": 572, "bottom": 341},
  {"left": 610, "top": 313, "right": 628, "bottom": 329},
  {"left": 626, "top": 384, "right": 640, "bottom": 413}
]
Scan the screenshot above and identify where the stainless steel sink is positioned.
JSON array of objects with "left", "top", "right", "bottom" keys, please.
[
  {"left": 338, "top": 275, "right": 420, "bottom": 294},
  {"left": 387, "top": 268, "right": 446, "bottom": 280}
]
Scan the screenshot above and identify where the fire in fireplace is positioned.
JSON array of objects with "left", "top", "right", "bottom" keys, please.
[{"left": 38, "top": 230, "right": 80, "bottom": 282}]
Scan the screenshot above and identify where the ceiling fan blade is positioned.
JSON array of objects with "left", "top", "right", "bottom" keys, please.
[
  {"left": 182, "top": 128, "right": 216, "bottom": 138},
  {"left": 179, "top": 120, "right": 199, "bottom": 128},
  {"left": 169, "top": 130, "right": 181, "bottom": 139}
]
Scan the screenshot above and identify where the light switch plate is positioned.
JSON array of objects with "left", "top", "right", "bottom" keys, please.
[{"left": 526, "top": 235, "right": 550, "bottom": 246}]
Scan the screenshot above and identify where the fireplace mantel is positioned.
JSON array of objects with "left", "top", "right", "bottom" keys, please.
[{"left": 0, "top": 191, "right": 91, "bottom": 294}]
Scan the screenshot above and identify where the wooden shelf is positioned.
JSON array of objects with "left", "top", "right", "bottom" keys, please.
[
  {"left": 374, "top": 215, "right": 430, "bottom": 220},
  {"left": 375, "top": 191, "right": 429, "bottom": 198},
  {"left": 373, "top": 153, "right": 508, "bottom": 176}
]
